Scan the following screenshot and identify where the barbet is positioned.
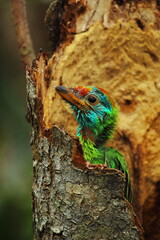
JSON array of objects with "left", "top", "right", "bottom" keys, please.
[{"left": 56, "top": 86, "right": 132, "bottom": 202}]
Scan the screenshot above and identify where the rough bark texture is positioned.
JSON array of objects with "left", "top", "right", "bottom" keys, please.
[
  {"left": 27, "top": 0, "right": 160, "bottom": 239},
  {"left": 30, "top": 123, "right": 142, "bottom": 239}
]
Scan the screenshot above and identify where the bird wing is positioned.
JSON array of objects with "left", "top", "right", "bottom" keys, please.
[{"left": 106, "top": 147, "right": 132, "bottom": 202}]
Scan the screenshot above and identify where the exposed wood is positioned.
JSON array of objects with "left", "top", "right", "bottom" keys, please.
[{"left": 11, "top": 0, "right": 35, "bottom": 66}]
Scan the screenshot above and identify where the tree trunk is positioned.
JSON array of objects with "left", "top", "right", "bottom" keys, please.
[
  {"left": 29, "top": 123, "right": 143, "bottom": 239},
  {"left": 27, "top": 0, "right": 160, "bottom": 239}
]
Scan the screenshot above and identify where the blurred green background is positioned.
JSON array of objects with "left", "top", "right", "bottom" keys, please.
[{"left": 0, "top": 1, "right": 51, "bottom": 239}]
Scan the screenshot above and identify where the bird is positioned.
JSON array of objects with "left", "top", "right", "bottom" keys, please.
[{"left": 55, "top": 85, "right": 132, "bottom": 202}]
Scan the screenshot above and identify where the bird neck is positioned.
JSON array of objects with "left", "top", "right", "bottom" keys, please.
[
  {"left": 76, "top": 107, "right": 118, "bottom": 163},
  {"left": 77, "top": 127, "right": 107, "bottom": 164}
]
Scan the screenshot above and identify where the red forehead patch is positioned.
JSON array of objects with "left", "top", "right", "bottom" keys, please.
[{"left": 74, "top": 86, "right": 91, "bottom": 97}]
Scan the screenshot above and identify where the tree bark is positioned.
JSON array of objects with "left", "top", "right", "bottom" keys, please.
[
  {"left": 29, "top": 123, "right": 143, "bottom": 239},
  {"left": 27, "top": 0, "right": 160, "bottom": 239}
]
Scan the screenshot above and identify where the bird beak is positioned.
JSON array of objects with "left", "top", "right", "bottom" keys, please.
[{"left": 55, "top": 86, "right": 91, "bottom": 111}]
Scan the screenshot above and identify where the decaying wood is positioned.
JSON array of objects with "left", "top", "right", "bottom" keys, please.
[
  {"left": 11, "top": 0, "right": 35, "bottom": 66},
  {"left": 25, "top": 0, "right": 160, "bottom": 239}
]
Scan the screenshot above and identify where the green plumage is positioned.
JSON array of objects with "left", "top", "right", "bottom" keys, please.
[
  {"left": 106, "top": 147, "right": 132, "bottom": 202},
  {"left": 79, "top": 135, "right": 132, "bottom": 202},
  {"left": 56, "top": 85, "right": 132, "bottom": 202}
]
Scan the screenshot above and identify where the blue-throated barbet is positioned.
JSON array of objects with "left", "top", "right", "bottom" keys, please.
[{"left": 56, "top": 86, "right": 132, "bottom": 202}]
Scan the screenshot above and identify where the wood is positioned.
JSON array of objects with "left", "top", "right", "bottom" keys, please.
[
  {"left": 11, "top": 0, "right": 35, "bottom": 66},
  {"left": 26, "top": 0, "right": 160, "bottom": 239}
]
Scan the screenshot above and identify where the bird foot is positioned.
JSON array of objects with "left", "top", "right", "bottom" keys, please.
[{"left": 85, "top": 162, "right": 108, "bottom": 170}]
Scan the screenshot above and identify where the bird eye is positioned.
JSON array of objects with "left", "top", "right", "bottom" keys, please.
[{"left": 86, "top": 95, "right": 99, "bottom": 105}]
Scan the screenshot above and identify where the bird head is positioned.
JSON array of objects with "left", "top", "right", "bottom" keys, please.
[{"left": 56, "top": 86, "right": 118, "bottom": 145}]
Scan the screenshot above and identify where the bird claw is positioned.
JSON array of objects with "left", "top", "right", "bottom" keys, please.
[{"left": 85, "top": 162, "right": 108, "bottom": 170}]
